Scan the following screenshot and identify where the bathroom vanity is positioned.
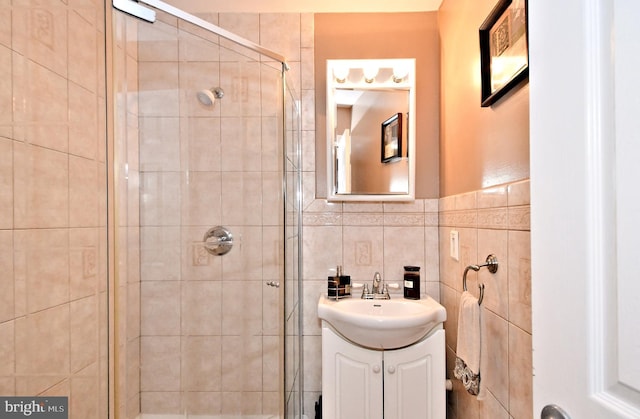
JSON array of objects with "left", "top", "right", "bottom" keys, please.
[
  {"left": 322, "top": 326, "right": 445, "bottom": 419},
  {"left": 318, "top": 296, "right": 447, "bottom": 419}
]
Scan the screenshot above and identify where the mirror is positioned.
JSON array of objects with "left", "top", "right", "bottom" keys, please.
[{"left": 326, "top": 58, "right": 416, "bottom": 201}]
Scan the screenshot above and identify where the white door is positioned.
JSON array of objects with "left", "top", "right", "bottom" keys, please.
[{"left": 530, "top": 0, "right": 640, "bottom": 418}]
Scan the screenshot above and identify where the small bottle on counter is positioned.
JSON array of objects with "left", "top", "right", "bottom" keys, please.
[{"left": 403, "top": 265, "right": 421, "bottom": 299}]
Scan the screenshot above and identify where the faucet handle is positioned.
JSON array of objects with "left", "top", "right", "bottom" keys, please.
[
  {"left": 361, "top": 283, "right": 370, "bottom": 299},
  {"left": 381, "top": 283, "right": 391, "bottom": 299}
]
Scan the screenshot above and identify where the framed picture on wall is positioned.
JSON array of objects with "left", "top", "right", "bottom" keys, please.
[
  {"left": 381, "top": 113, "right": 402, "bottom": 163},
  {"left": 479, "top": 0, "right": 529, "bottom": 107}
]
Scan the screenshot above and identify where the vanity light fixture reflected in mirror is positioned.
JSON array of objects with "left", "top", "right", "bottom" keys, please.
[{"left": 326, "top": 58, "right": 416, "bottom": 202}]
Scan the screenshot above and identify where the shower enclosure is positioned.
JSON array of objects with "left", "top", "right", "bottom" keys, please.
[{"left": 112, "top": 1, "right": 303, "bottom": 418}]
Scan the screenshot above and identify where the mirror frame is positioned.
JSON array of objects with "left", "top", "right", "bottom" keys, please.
[{"left": 326, "top": 58, "right": 417, "bottom": 201}]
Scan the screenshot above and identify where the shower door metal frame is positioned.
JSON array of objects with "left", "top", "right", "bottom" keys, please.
[
  {"left": 282, "top": 74, "right": 305, "bottom": 419},
  {"left": 113, "top": 0, "right": 289, "bottom": 66}
]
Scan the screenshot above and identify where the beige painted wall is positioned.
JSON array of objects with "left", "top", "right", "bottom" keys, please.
[
  {"left": 439, "top": 0, "right": 530, "bottom": 196},
  {"left": 315, "top": 13, "right": 441, "bottom": 198}
]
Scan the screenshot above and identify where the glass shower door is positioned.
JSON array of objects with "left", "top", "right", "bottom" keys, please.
[{"left": 112, "top": 5, "right": 301, "bottom": 418}]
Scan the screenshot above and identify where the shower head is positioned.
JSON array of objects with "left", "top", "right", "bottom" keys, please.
[{"left": 197, "top": 87, "right": 224, "bottom": 106}]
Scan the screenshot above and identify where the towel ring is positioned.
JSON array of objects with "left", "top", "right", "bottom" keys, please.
[{"left": 462, "top": 254, "right": 498, "bottom": 305}]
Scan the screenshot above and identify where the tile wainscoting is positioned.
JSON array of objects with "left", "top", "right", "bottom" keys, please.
[{"left": 439, "top": 179, "right": 532, "bottom": 419}]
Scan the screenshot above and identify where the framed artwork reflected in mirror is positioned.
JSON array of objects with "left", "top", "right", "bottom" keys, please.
[{"left": 381, "top": 113, "right": 402, "bottom": 163}]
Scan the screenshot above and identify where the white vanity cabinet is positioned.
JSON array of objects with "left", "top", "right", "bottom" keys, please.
[{"left": 321, "top": 325, "right": 446, "bottom": 419}]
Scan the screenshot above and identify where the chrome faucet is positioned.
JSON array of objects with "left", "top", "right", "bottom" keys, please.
[
  {"left": 362, "top": 271, "right": 390, "bottom": 299},
  {"left": 371, "top": 272, "right": 382, "bottom": 293}
]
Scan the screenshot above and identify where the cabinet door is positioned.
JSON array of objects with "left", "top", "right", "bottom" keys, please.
[
  {"left": 384, "top": 329, "right": 446, "bottom": 419},
  {"left": 322, "top": 326, "right": 383, "bottom": 419}
]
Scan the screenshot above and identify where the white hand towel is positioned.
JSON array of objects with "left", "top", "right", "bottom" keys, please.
[{"left": 454, "top": 290, "right": 486, "bottom": 399}]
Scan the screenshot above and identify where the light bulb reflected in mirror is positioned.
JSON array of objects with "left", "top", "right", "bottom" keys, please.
[
  {"left": 392, "top": 63, "right": 410, "bottom": 82},
  {"left": 363, "top": 65, "right": 379, "bottom": 83},
  {"left": 333, "top": 66, "right": 349, "bottom": 83}
]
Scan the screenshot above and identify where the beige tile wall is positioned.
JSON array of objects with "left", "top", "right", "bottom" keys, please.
[
  {"left": 1, "top": 1, "right": 108, "bottom": 418},
  {"left": 439, "top": 180, "right": 532, "bottom": 419}
]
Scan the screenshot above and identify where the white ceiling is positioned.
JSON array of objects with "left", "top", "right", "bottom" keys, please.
[{"left": 167, "top": 0, "right": 443, "bottom": 13}]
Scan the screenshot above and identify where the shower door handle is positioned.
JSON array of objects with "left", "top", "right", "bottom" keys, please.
[{"left": 266, "top": 281, "right": 280, "bottom": 288}]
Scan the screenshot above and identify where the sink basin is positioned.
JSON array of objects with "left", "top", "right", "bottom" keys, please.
[{"left": 317, "top": 295, "right": 447, "bottom": 349}]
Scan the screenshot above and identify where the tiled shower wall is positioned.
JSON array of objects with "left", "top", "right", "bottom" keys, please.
[
  {"left": 439, "top": 180, "right": 532, "bottom": 419},
  {"left": 0, "top": 1, "right": 109, "bottom": 418},
  {"left": 128, "top": 10, "right": 310, "bottom": 418}
]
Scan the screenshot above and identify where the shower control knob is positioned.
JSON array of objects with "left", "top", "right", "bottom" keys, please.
[
  {"left": 266, "top": 281, "right": 280, "bottom": 288},
  {"left": 202, "top": 226, "right": 233, "bottom": 256}
]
